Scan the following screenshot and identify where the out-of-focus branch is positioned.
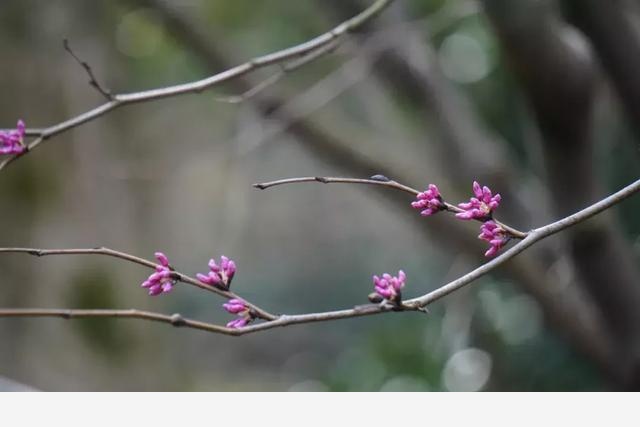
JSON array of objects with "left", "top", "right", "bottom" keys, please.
[
  {"left": 0, "top": 0, "right": 395, "bottom": 171},
  {"left": 325, "top": 0, "right": 512, "bottom": 189},
  {"left": 562, "top": 0, "right": 640, "bottom": 136},
  {"left": 482, "top": 0, "right": 640, "bottom": 388},
  {"left": 2, "top": 176, "right": 640, "bottom": 336}
]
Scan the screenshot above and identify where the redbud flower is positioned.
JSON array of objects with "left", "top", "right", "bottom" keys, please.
[
  {"left": 371, "top": 270, "right": 406, "bottom": 303},
  {"left": 411, "top": 184, "right": 444, "bottom": 216},
  {"left": 0, "top": 120, "right": 26, "bottom": 155},
  {"left": 478, "top": 220, "right": 509, "bottom": 257},
  {"left": 197, "top": 255, "right": 236, "bottom": 290},
  {"left": 223, "top": 298, "right": 252, "bottom": 329},
  {"left": 456, "top": 181, "right": 501, "bottom": 220},
  {"left": 141, "top": 252, "right": 176, "bottom": 296}
]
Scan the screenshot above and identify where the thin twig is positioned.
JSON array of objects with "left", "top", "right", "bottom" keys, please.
[
  {"left": 0, "top": 308, "right": 235, "bottom": 335},
  {"left": 253, "top": 176, "right": 529, "bottom": 238},
  {"left": 0, "top": 0, "right": 395, "bottom": 172},
  {"left": 63, "top": 38, "right": 112, "bottom": 100}
]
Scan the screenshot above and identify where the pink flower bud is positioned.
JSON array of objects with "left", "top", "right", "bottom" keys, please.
[
  {"left": 223, "top": 299, "right": 248, "bottom": 314},
  {"left": 155, "top": 252, "right": 170, "bottom": 267}
]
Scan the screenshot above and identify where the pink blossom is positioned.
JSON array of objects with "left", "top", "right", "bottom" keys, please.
[
  {"left": 197, "top": 255, "right": 236, "bottom": 290},
  {"left": 411, "top": 184, "right": 444, "bottom": 216},
  {"left": 0, "top": 120, "right": 26, "bottom": 155},
  {"left": 223, "top": 298, "right": 252, "bottom": 329},
  {"left": 372, "top": 270, "right": 406, "bottom": 302},
  {"left": 478, "top": 220, "right": 508, "bottom": 257},
  {"left": 456, "top": 181, "right": 501, "bottom": 220},
  {"left": 141, "top": 252, "right": 175, "bottom": 296},
  {"left": 223, "top": 298, "right": 248, "bottom": 314}
]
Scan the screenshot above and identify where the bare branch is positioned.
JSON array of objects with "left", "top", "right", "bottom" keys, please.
[
  {"left": 0, "top": 0, "right": 394, "bottom": 172},
  {"left": 63, "top": 38, "right": 113, "bottom": 100}
]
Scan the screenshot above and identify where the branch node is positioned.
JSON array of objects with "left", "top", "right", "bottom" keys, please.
[
  {"left": 170, "top": 313, "right": 186, "bottom": 327},
  {"left": 315, "top": 176, "right": 329, "bottom": 183}
]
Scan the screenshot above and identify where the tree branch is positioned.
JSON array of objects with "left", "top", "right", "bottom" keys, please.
[
  {"left": 0, "top": 247, "right": 276, "bottom": 321},
  {"left": 0, "top": 0, "right": 395, "bottom": 171},
  {"left": 2, "top": 176, "right": 639, "bottom": 337},
  {"left": 253, "top": 176, "right": 528, "bottom": 238}
]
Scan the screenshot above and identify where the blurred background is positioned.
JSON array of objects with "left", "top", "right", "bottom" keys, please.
[{"left": 1, "top": 0, "right": 640, "bottom": 391}]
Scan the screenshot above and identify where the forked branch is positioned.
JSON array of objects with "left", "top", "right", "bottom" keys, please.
[{"left": 2, "top": 176, "right": 639, "bottom": 336}]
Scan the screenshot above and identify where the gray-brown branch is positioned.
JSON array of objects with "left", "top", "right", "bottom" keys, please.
[
  {"left": 0, "top": 0, "right": 394, "bottom": 171},
  {"left": 2, "top": 176, "right": 639, "bottom": 337}
]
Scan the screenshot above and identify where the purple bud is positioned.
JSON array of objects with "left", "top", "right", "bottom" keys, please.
[
  {"left": 208, "top": 258, "right": 220, "bottom": 272},
  {"left": 148, "top": 284, "right": 163, "bottom": 296},
  {"left": 148, "top": 272, "right": 163, "bottom": 282},
  {"left": 225, "top": 260, "right": 236, "bottom": 279},
  {"left": 16, "top": 120, "right": 25, "bottom": 136},
  {"left": 223, "top": 299, "right": 248, "bottom": 314},
  {"left": 155, "top": 252, "right": 170, "bottom": 267},
  {"left": 220, "top": 256, "right": 229, "bottom": 270},
  {"left": 195, "top": 273, "right": 210, "bottom": 283},
  {"left": 473, "top": 181, "right": 482, "bottom": 198}
]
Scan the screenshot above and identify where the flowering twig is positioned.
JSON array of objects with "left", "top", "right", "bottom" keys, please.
[
  {"left": 0, "top": 0, "right": 394, "bottom": 172},
  {"left": 252, "top": 175, "right": 528, "bottom": 239},
  {"left": 0, "top": 247, "right": 276, "bottom": 321},
  {"left": 2, "top": 177, "right": 640, "bottom": 336}
]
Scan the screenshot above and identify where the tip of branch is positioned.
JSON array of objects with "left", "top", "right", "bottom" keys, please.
[{"left": 253, "top": 183, "right": 267, "bottom": 190}]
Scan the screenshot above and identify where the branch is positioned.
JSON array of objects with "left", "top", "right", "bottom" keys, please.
[
  {"left": 0, "top": 247, "right": 276, "bottom": 321},
  {"left": 215, "top": 38, "right": 342, "bottom": 104},
  {"left": 0, "top": 0, "right": 394, "bottom": 171},
  {"left": 2, "top": 177, "right": 639, "bottom": 336},
  {"left": 253, "top": 176, "right": 528, "bottom": 238}
]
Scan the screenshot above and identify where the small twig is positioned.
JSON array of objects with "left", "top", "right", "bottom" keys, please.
[
  {"left": 253, "top": 176, "right": 528, "bottom": 238},
  {"left": 0, "top": 308, "right": 236, "bottom": 335},
  {"left": 63, "top": 38, "right": 112, "bottom": 100}
]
